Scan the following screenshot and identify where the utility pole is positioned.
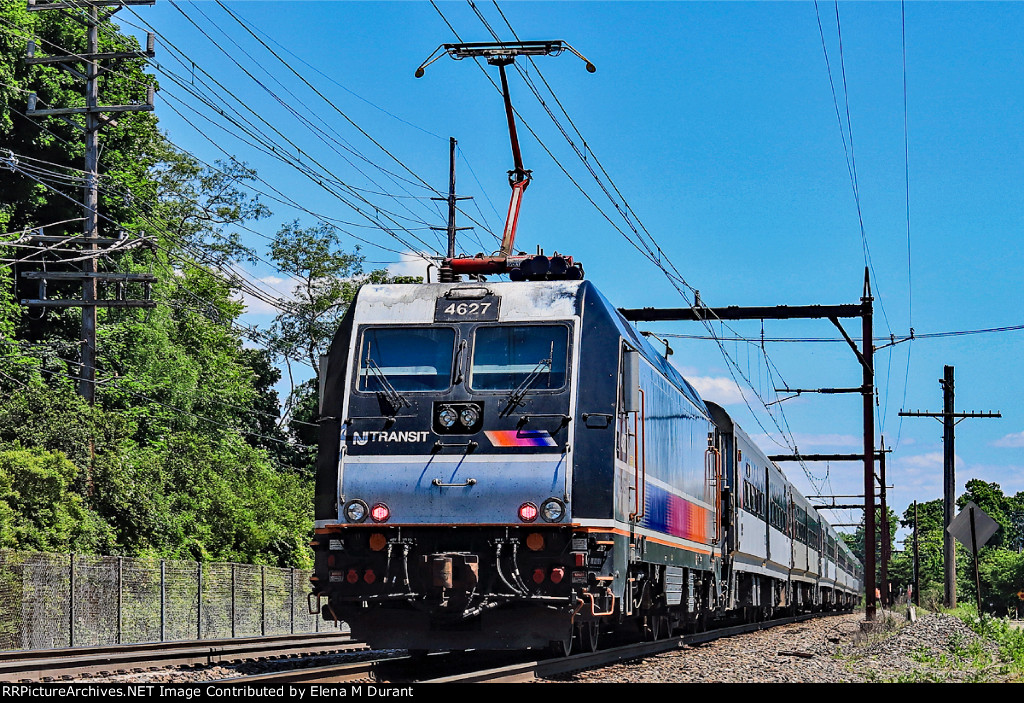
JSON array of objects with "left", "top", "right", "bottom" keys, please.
[
  {"left": 913, "top": 501, "right": 920, "bottom": 607},
  {"left": 432, "top": 137, "right": 472, "bottom": 283},
  {"left": 24, "top": 0, "right": 158, "bottom": 403},
  {"left": 861, "top": 272, "right": 875, "bottom": 618},
  {"left": 879, "top": 437, "right": 890, "bottom": 606},
  {"left": 899, "top": 365, "right": 1000, "bottom": 608}
]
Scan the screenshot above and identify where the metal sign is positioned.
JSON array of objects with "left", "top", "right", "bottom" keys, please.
[
  {"left": 947, "top": 501, "right": 1000, "bottom": 548},
  {"left": 434, "top": 295, "right": 500, "bottom": 322}
]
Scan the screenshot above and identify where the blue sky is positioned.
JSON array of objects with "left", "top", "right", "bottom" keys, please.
[{"left": 118, "top": 1, "right": 1024, "bottom": 539}]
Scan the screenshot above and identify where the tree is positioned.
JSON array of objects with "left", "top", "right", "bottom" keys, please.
[
  {"left": 266, "top": 220, "right": 373, "bottom": 376},
  {"left": 265, "top": 220, "right": 419, "bottom": 469},
  {"left": 0, "top": 1, "right": 316, "bottom": 567}
]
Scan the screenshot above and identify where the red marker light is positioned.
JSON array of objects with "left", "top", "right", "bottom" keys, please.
[
  {"left": 550, "top": 567, "right": 565, "bottom": 584},
  {"left": 370, "top": 503, "right": 390, "bottom": 523},
  {"left": 363, "top": 569, "right": 376, "bottom": 585},
  {"left": 346, "top": 569, "right": 359, "bottom": 584},
  {"left": 533, "top": 568, "right": 546, "bottom": 584},
  {"left": 519, "top": 502, "right": 538, "bottom": 523}
]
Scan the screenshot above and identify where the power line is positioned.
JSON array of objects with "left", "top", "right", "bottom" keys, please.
[{"left": 450, "top": 2, "right": 830, "bottom": 492}]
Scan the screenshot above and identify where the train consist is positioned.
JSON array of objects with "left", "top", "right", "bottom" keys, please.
[{"left": 310, "top": 278, "right": 862, "bottom": 653}]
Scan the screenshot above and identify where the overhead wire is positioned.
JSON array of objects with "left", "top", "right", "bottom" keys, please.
[
  {"left": 2, "top": 19, "right": 426, "bottom": 309},
  {"left": 176, "top": 0, "right": 450, "bottom": 252},
  {"left": 2, "top": 159, "right": 331, "bottom": 430},
  {"left": 894, "top": 0, "right": 914, "bottom": 451},
  {"left": 117, "top": 0, "right": 497, "bottom": 260},
  {"left": 458, "top": 0, "right": 829, "bottom": 492}
]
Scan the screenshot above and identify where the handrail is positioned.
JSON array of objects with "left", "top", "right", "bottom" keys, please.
[
  {"left": 705, "top": 444, "right": 722, "bottom": 543},
  {"left": 629, "top": 389, "right": 647, "bottom": 521}
]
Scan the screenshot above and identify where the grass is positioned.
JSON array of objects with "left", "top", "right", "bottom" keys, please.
[
  {"left": 836, "top": 605, "right": 1024, "bottom": 682},
  {"left": 951, "top": 607, "right": 1024, "bottom": 681}
]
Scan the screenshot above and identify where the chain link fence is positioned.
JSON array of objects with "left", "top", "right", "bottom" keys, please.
[{"left": 0, "top": 550, "right": 334, "bottom": 651}]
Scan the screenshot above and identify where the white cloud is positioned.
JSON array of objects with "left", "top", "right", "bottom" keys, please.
[
  {"left": 688, "top": 376, "right": 746, "bottom": 405},
  {"left": 993, "top": 431, "right": 1024, "bottom": 448},
  {"left": 237, "top": 275, "right": 290, "bottom": 316},
  {"left": 388, "top": 252, "right": 431, "bottom": 281}
]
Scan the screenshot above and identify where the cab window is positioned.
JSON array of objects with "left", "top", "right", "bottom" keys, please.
[
  {"left": 357, "top": 327, "right": 455, "bottom": 392},
  {"left": 470, "top": 324, "right": 569, "bottom": 391}
]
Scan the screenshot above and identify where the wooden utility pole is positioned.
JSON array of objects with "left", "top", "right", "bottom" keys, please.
[
  {"left": 24, "top": 0, "right": 157, "bottom": 402},
  {"left": 878, "top": 438, "right": 890, "bottom": 606},
  {"left": 899, "top": 365, "right": 1000, "bottom": 608},
  {"left": 913, "top": 501, "right": 920, "bottom": 606}
]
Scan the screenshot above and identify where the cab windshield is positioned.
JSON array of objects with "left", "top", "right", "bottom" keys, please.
[
  {"left": 470, "top": 325, "right": 569, "bottom": 391},
  {"left": 357, "top": 327, "right": 455, "bottom": 392}
]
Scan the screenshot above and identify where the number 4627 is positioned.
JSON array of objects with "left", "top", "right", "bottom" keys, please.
[{"left": 443, "top": 302, "right": 491, "bottom": 316}]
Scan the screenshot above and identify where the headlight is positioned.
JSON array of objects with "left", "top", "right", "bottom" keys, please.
[
  {"left": 344, "top": 499, "right": 368, "bottom": 523},
  {"left": 459, "top": 404, "right": 480, "bottom": 428},
  {"left": 541, "top": 498, "right": 566, "bottom": 522},
  {"left": 438, "top": 406, "right": 458, "bottom": 429}
]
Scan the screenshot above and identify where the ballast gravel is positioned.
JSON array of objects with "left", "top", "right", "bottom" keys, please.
[{"left": 553, "top": 611, "right": 1014, "bottom": 683}]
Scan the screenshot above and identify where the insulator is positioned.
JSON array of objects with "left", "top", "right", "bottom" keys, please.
[
  {"left": 549, "top": 256, "right": 568, "bottom": 276},
  {"left": 439, "top": 263, "right": 461, "bottom": 283}
]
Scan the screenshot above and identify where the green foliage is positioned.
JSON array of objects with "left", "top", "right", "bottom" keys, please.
[
  {"left": 0, "top": 3, "right": 320, "bottom": 568},
  {"left": 951, "top": 608, "right": 1024, "bottom": 680},
  {"left": 892, "top": 488, "right": 1024, "bottom": 617},
  {"left": 0, "top": 446, "right": 114, "bottom": 552},
  {"left": 266, "top": 220, "right": 375, "bottom": 375},
  {"left": 91, "top": 433, "right": 312, "bottom": 567},
  {"left": 0, "top": 0, "right": 159, "bottom": 236},
  {"left": 264, "top": 221, "right": 419, "bottom": 473}
]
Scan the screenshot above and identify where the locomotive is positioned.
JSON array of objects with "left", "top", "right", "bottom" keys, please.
[
  {"left": 309, "top": 38, "right": 860, "bottom": 653},
  {"left": 309, "top": 278, "right": 862, "bottom": 653}
]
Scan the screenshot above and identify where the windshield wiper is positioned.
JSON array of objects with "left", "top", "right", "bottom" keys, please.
[
  {"left": 504, "top": 347, "right": 554, "bottom": 412},
  {"left": 363, "top": 345, "right": 411, "bottom": 411}
]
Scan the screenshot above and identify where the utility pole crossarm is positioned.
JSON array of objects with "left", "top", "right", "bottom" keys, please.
[
  {"left": 898, "top": 411, "right": 1001, "bottom": 418},
  {"left": 29, "top": 0, "right": 155, "bottom": 7},
  {"left": 23, "top": 0, "right": 158, "bottom": 403},
  {"left": 618, "top": 303, "right": 865, "bottom": 322},
  {"left": 768, "top": 452, "right": 887, "bottom": 462}
]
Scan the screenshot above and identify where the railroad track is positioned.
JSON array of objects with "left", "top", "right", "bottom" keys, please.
[
  {"left": 0, "top": 611, "right": 846, "bottom": 684},
  {"left": 203, "top": 612, "right": 838, "bottom": 685},
  {"left": 423, "top": 612, "right": 829, "bottom": 683},
  {"left": 0, "top": 631, "right": 363, "bottom": 682}
]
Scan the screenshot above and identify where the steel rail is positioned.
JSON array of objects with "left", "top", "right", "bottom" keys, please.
[
  {"left": 209, "top": 659, "right": 381, "bottom": 684},
  {"left": 0, "top": 631, "right": 361, "bottom": 682}
]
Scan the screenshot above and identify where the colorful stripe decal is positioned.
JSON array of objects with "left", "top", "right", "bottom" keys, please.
[
  {"left": 484, "top": 430, "right": 557, "bottom": 447},
  {"left": 574, "top": 525, "right": 713, "bottom": 555},
  {"left": 641, "top": 483, "right": 710, "bottom": 545}
]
